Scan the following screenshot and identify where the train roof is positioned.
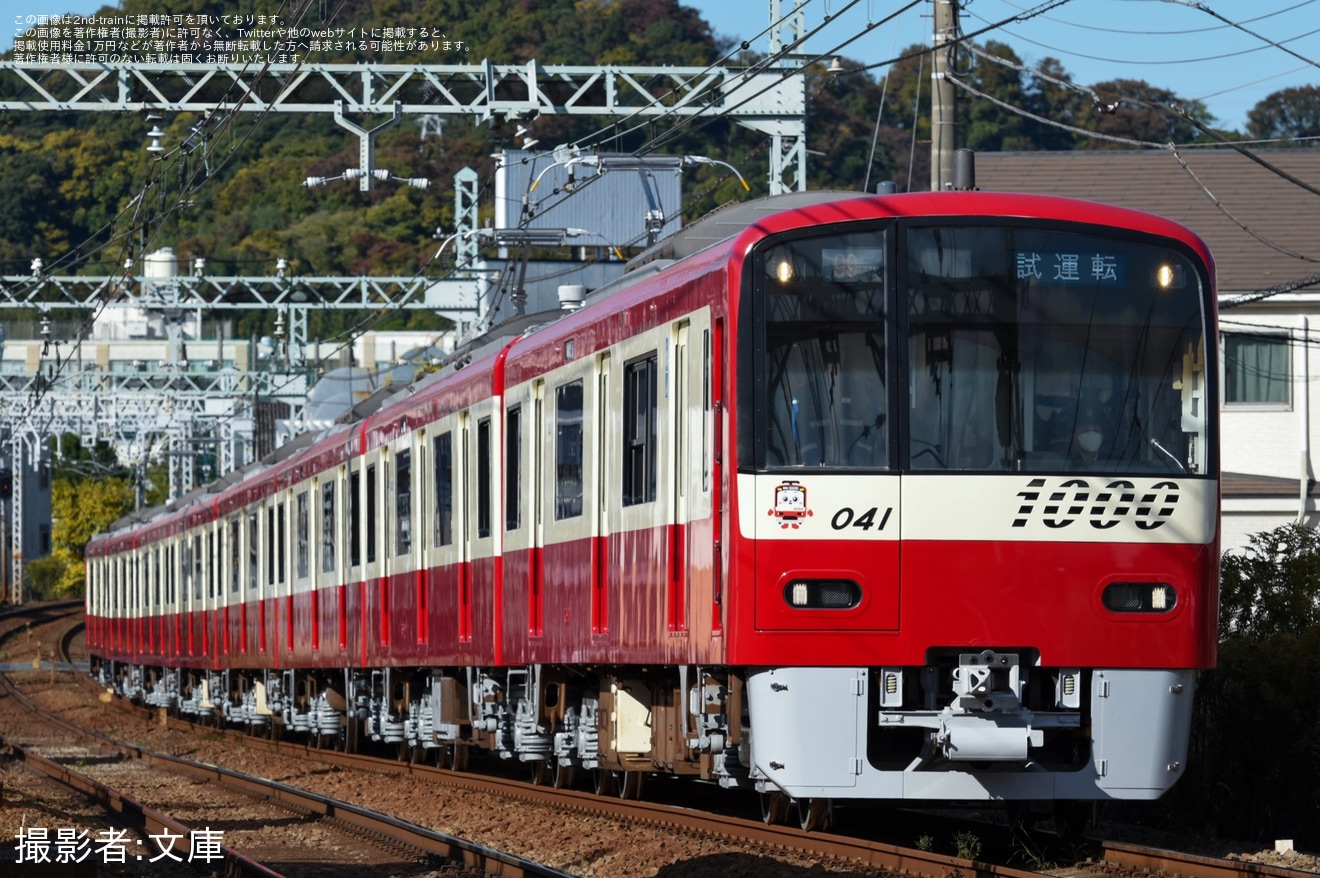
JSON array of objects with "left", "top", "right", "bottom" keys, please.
[{"left": 626, "top": 190, "right": 864, "bottom": 269}]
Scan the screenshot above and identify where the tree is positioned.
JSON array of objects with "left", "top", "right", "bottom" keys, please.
[
  {"left": 51, "top": 476, "right": 133, "bottom": 595},
  {"left": 1247, "top": 85, "right": 1320, "bottom": 142},
  {"left": 24, "top": 556, "right": 68, "bottom": 601},
  {"left": 1077, "top": 79, "right": 1213, "bottom": 147},
  {"left": 1219, "top": 522, "right": 1320, "bottom": 639},
  {"left": 959, "top": 41, "right": 1031, "bottom": 152}
]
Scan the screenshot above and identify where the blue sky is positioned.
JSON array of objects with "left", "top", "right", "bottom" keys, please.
[
  {"left": 4, "top": 0, "right": 1318, "bottom": 133},
  {"left": 688, "top": 0, "right": 1320, "bottom": 133}
]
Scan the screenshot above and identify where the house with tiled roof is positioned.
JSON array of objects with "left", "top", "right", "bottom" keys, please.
[{"left": 978, "top": 149, "right": 1320, "bottom": 551}]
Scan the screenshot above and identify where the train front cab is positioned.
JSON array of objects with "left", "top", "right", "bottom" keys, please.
[{"left": 728, "top": 198, "right": 1219, "bottom": 804}]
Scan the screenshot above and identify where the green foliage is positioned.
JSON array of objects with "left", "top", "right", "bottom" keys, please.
[
  {"left": 51, "top": 475, "right": 134, "bottom": 594},
  {"left": 952, "top": 831, "right": 982, "bottom": 861},
  {"left": 1136, "top": 523, "right": 1320, "bottom": 849},
  {"left": 24, "top": 555, "right": 69, "bottom": 601},
  {"left": 1247, "top": 85, "right": 1320, "bottom": 142},
  {"left": 1220, "top": 522, "right": 1320, "bottom": 638}
]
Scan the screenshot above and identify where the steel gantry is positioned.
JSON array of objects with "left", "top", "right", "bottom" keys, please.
[{"left": 0, "top": 60, "right": 808, "bottom": 194}]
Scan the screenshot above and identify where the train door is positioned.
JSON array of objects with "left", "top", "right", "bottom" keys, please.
[
  {"left": 669, "top": 321, "right": 691, "bottom": 636},
  {"left": 709, "top": 318, "right": 725, "bottom": 635},
  {"left": 192, "top": 532, "right": 204, "bottom": 657},
  {"left": 531, "top": 379, "right": 545, "bottom": 642},
  {"left": 314, "top": 475, "right": 338, "bottom": 653},
  {"left": 294, "top": 485, "right": 310, "bottom": 657},
  {"left": 465, "top": 403, "right": 499, "bottom": 659},
  {"left": 424, "top": 420, "right": 466, "bottom": 646},
  {"left": 593, "top": 351, "right": 611, "bottom": 637},
  {"left": 410, "top": 432, "right": 428, "bottom": 648},
  {"left": 377, "top": 448, "right": 390, "bottom": 646},
  {"left": 366, "top": 450, "right": 386, "bottom": 653},
  {"left": 345, "top": 462, "right": 363, "bottom": 659},
  {"left": 544, "top": 367, "right": 591, "bottom": 650}
]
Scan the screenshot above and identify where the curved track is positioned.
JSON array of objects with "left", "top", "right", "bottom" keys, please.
[{"left": 18, "top": 603, "right": 1318, "bottom": 878}]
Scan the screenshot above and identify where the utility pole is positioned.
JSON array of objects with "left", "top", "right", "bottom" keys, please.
[{"left": 930, "top": 0, "right": 959, "bottom": 191}]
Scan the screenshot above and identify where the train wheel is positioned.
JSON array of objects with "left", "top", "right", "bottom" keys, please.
[
  {"left": 528, "top": 760, "right": 549, "bottom": 786},
  {"left": 395, "top": 740, "right": 411, "bottom": 762},
  {"left": 798, "top": 798, "right": 831, "bottom": 832},
  {"left": 760, "top": 790, "right": 790, "bottom": 825},
  {"left": 432, "top": 744, "right": 449, "bottom": 769},
  {"left": 591, "top": 768, "right": 615, "bottom": 796},
  {"left": 447, "top": 742, "right": 468, "bottom": 772},
  {"left": 551, "top": 761, "right": 576, "bottom": 790},
  {"left": 617, "top": 770, "right": 644, "bottom": 801}
]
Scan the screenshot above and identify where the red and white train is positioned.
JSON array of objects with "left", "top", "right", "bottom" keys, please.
[{"left": 85, "top": 187, "right": 1218, "bottom": 828}]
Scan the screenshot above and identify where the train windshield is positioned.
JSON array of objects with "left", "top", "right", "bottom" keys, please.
[
  {"left": 906, "top": 224, "right": 1210, "bottom": 475},
  {"left": 757, "top": 230, "right": 890, "bottom": 469}
]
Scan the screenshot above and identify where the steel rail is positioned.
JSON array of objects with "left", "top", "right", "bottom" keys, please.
[
  {"left": 9, "top": 745, "right": 283, "bottom": 878},
  {"left": 1, "top": 666, "right": 574, "bottom": 878},
  {"left": 1102, "top": 841, "right": 1319, "bottom": 878}
]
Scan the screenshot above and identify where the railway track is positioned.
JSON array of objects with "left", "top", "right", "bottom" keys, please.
[
  {"left": 8, "top": 603, "right": 1317, "bottom": 878},
  {"left": 1, "top": 608, "right": 571, "bottom": 877}
]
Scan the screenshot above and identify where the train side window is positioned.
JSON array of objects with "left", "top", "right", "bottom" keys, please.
[
  {"left": 477, "top": 417, "right": 492, "bottom": 539},
  {"left": 506, "top": 406, "right": 522, "bottom": 531},
  {"left": 555, "top": 380, "right": 584, "bottom": 519},
  {"left": 193, "top": 535, "right": 203, "bottom": 601},
  {"left": 321, "top": 481, "right": 336, "bottom": 572},
  {"left": 277, "top": 502, "right": 286, "bottom": 585},
  {"left": 248, "top": 511, "right": 259, "bottom": 591},
  {"left": 296, "top": 491, "right": 309, "bottom": 578},
  {"left": 396, "top": 450, "right": 412, "bottom": 555},
  {"left": 623, "top": 353, "right": 658, "bottom": 506},
  {"left": 181, "top": 538, "right": 192, "bottom": 604},
  {"left": 266, "top": 506, "right": 276, "bottom": 587},
  {"left": 366, "top": 464, "right": 377, "bottom": 564},
  {"left": 349, "top": 469, "right": 361, "bottom": 567},
  {"left": 229, "top": 518, "right": 240, "bottom": 593},
  {"left": 433, "top": 432, "right": 453, "bottom": 547}
]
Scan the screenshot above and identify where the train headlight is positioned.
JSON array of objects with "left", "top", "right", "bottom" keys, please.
[
  {"left": 783, "top": 579, "right": 861, "bottom": 609},
  {"left": 1102, "top": 582, "right": 1176, "bottom": 613}
]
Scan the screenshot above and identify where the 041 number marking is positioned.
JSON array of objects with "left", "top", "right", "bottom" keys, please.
[{"left": 830, "top": 506, "right": 893, "bottom": 531}]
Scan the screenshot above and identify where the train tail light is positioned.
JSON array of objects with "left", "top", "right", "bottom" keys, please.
[
  {"left": 1102, "top": 582, "right": 1177, "bottom": 613},
  {"left": 783, "top": 579, "right": 861, "bottom": 609}
]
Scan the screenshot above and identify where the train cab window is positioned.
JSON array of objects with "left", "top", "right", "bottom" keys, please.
[
  {"left": 396, "top": 450, "right": 412, "bottom": 555},
  {"left": 477, "top": 418, "right": 492, "bottom": 539},
  {"left": 753, "top": 230, "right": 889, "bottom": 471},
  {"left": 555, "top": 381, "right": 584, "bottom": 519},
  {"left": 623, "top": 354, "right": 658, "bottom": 506},
  {"left": 433, "top": 432, "right": 453, "bottom": 547},
  {"left": 296, "top": 491, "right": 309, "bottom": 578},
  {"left": 321, "top": 481, "right": 336, "bottom": 573},
  {"left": 506, "top": 407, "right": 522, "bottom": 531},
  {"left": 904, "top": 225, "right": 1210, "bottom": 475}
]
